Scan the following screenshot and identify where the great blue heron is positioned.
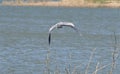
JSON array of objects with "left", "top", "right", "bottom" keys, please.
[{"left": 48, "top": 22, "right": 81, "bottom": 46}]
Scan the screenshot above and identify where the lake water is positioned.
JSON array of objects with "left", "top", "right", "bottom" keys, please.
[{"left": 0, "top": 6, "right": 120, "bottom": 74}]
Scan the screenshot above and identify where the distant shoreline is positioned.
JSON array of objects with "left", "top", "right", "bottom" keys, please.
[{"left": 1, "top": 2, "right": 120, "bottom": 8}]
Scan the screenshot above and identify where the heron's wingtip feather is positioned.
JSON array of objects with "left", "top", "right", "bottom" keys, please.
[{"left": 48, "top": 33, "right": 51, "bottom": 46}]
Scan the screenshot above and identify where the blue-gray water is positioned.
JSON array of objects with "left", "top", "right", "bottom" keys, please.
[{"left": 0, "top": 6, "right": 120, "bottom": 74}]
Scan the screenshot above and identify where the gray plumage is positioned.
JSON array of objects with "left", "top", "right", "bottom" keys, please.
[{"left": 48, "top": 22, "right": 80, "bottom": 46}]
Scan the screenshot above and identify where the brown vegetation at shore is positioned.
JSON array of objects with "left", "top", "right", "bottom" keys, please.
[{"left": 1, "top": 0, "right": 120, "bottom": 7}]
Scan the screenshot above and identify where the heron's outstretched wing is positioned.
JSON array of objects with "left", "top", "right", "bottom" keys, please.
[
  {"left": 48, "top": 24, "right": 57, "bottom": 46},
  {"left": 49, "top": 24, "right": 57, "bottom": 33}
]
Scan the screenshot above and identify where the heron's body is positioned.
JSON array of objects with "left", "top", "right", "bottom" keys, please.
[{"left": 48, "top": 22, "right": 80, "bottom": 45}]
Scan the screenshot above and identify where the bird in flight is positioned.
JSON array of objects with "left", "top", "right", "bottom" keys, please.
[{"left": 48, "top": 22, "right": 81, "bottom": 46}]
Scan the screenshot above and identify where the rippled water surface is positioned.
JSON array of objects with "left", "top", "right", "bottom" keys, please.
[{"left": 0, "top": 6, "right": 120, "bottom": 74}]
